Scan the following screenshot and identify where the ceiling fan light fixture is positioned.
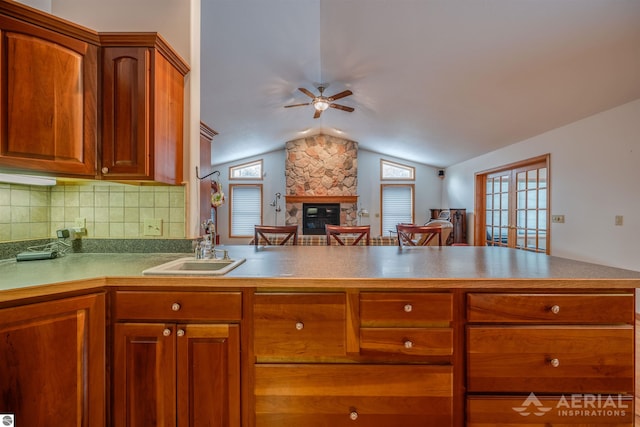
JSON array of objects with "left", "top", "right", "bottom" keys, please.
[{"left": 313, "top": 98, "right": 330, "bottom": 111}]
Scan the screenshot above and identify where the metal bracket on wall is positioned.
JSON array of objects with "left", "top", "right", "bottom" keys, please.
[{"left": 195, "top": 167, "right": 220, "bottom": 181}]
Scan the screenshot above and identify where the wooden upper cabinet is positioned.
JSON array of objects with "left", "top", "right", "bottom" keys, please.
[
  {"left": 0, "top": 9, "right": 98, "bottom": 177},
  {"left": 100, "top": 33, "right": 190, "bottom": 184}
]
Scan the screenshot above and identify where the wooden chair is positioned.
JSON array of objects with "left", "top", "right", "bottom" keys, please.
[
  {"left": 396, "top": 224, "right": 443, "bottom": 247},
  {"left": 254, "top": 225, "right": 298, "bottom": 246},
  {"left": 325, "top": 225, "right": 370, "bottom": 246}
]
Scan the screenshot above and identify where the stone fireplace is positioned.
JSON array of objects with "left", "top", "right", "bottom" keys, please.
[{"left": 284, "top": 134, "right": 358, "bottom": 233}]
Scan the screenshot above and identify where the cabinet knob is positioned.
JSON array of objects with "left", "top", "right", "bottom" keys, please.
[
  {"left": 101, "top": 167, "right": 109, "bottom": 174},
  {"left": 171, "top": 303, "right": 181, "bottom": 311},
  {"left": 550, "top": 305, "right": 560, "bottom": 314},
  {"left": 404, "top": 304, "right": 413, "bottom": 313},
  {"left": 177, "top": 329, "right": 185, "bottom": 337},
  {"left": 404, "top": 340, "right": 414, "bottom": 349},
  {"left": 549, "top": 358, "right": 560, "bottom": 368},
  {"left": 349, "top": 411, "right": 358, "bottom": 421},
  {"left": 163, "top": 328, "right": 171, "bottom": 337},
  {"left": 295, "top": 321, "right": 304, "bottom": 331}
]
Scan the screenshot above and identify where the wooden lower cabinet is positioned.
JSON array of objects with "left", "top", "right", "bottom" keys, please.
[
  {"left": 112, "top": 322, "right": 240, "bottom": 427},
  {"left": 467, "top": 395, "right": 634, "bottom": 426},
  {"left": 0, "top": 293, "right": 105, "bottom": 427},
  {"left": 255, "top": 364, "right": 452, "bottom": 426}
]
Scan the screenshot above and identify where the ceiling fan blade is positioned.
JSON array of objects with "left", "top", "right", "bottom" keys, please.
[
  {"left": 329, "top": 103, "right": 354, "bottom": 112},
  {"left": 284, "top": 103, "right": 310, "bottom": 108},
  {"left": 313, "top": 109, "right": 322, "bottom": 119},
  {"left": 298, "top": 88, "right": 316, "bottom": 99},
  {"left": 327, "top": 90, "right": 352, "bottom": 101}
]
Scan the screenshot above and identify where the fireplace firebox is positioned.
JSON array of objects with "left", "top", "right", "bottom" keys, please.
[{"left": 302, "top": 203, "right": 340, "bottom": 235}]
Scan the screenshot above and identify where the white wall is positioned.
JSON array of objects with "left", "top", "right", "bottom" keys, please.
[
  {"left": 357, "top": 150, "right": 443, "bottom": 237},
  {"left": 444, "top": 99, "right": 640, "bottom": 272},
  {"left": 213, "top": 151, "right": 287, "bottom": 245},
  {"left": 15, "top": 0, "right": 52, "bottom": 12}
]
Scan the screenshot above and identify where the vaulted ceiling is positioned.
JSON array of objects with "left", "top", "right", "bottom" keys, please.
[{"left": 201, "top": 0, "right": 640, "bottom": 168}]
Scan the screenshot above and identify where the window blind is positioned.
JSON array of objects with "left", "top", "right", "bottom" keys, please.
[
  {"left": 381, "top": 185, "right": 413, "bottom": 235},
  {"left": 231, "top": 185, "right": 261, "bottom": 236}
]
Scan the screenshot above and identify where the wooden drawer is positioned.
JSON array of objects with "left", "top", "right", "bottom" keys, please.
[
  {"left": 360, "top": 292, "right": 452, "bottom": 326},
  {"left": 255, "top": 364, "right": 452, "bottom": 427},
  {"left": 360, "top": 327, "right": 453, "bottom": 356},
  {"left": 254, "top": 293, "right": 346, "bottom": 358},
  {"left": 467, "top": 293, "right": 634, "bottom": 324},
  {"left": 467, "top": 325, "right": 634, "bottom": 393},
  {"left": 467, "top": 395, "right": 633, "bottom": 426},
  {"left": 114, "top": 291, "right": 242, "bottom": 321}
]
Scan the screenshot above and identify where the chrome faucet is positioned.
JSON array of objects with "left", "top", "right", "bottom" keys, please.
[{"left": 195, "top": 220, "right": 230, "bottom": 260}]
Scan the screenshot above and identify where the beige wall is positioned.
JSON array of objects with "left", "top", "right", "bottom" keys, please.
[{"left": 0, "top": 182, "right": 186, "bottom": 242}]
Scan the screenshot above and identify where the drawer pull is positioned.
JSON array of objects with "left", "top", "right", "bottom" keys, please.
[
  {"left": 171, "top": 303, "right": 181, "bottom": 311},
  {"left": 404, "top": 303, "right": 413, "bottom": 313},
  {"left": 349, "top": 411, "right": 358, "bottom": 421},
  {"left": 404, "top": 340, "right": 414, "bottom": 349},
  {"left": 549, "top": 358, "right": 560, "bottom": 368},
  {"left": 163, "top": 328, "right": 171, "bottom": 337},
  {"left": 295, "top": 321, "right": 304, "bottom": 331},
  {"left": 550, "top": 305, "right": 560, "bottom": 314},
  {"left": 177, "top": 329, "right": 185, "bottom": 337}
]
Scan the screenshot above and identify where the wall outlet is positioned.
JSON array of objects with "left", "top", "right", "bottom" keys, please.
[
  {"left": 74, "top": 217, "right": 86, "bottom": 228},
  {"left": 144, "top": 219, "right": 163, "bottom": 236},
  {"left": 551, "top": 215, "right": 565, "bottom": 223},
  {"left": 615, "top": 215, "right": 623, "bottom": 226}
]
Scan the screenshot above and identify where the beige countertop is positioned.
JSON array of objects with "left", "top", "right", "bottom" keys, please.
[{"left": 1, "top": 246, "right": 639, "bottom": 295}]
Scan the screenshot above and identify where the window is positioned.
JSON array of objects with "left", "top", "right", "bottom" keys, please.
[
  {"left": 229, "top": 184, "right": 262, "bottom": 237},
  {"left": 476, "top": 154, "right": 549, "bottom": 254},
  {"left": 229, "top": 159, "right": 262, "bottom": 180},
  {"left": 381, "top": 184, "right": 414, "bottom": 236},
  {"left": 381, "top": 159, "right": 415, "bottom": 180}
]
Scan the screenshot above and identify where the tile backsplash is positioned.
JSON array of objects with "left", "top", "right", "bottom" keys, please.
[{"left": 0, "top": 182, "right": 186, "bottom": 242}]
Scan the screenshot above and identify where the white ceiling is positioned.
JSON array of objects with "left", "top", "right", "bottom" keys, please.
[{"left": 201, "top": 0, "right": 640, "bottom": 168}]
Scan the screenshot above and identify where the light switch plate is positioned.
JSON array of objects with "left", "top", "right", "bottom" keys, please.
[
  {"left": 144, "top": 219, "right": 163, "bottom": 236},
  {"left": 551, "top": 215, "right": 565, "bottom": 223}
]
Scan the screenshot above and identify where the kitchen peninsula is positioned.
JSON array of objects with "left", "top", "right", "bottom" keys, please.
[{"left": 0, "top": 246, "right": 638, "bottom": 427}]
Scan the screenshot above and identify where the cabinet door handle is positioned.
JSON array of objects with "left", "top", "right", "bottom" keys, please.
[
  {"left": 163, "top": 328, "right": 172, "bottom": 337},
  {"left": 549, "top": 358, "right": 560, "bottom": 368},
  {"left": 171, "top": 303, "right": 181, "bottom": 311},
  {"left": 295, "top": 321, "right": 304, "bottom": 330},
  {"left": 101, "top": 167, "right": 109, "bottom": 174},
  {"left": 549, "top": 305, "right": 560, "bottom": 314},
  {"left": 404, "top": 340, "right": 414, "bottom": 349},
  {"left": 403, "top": 303, "right": 413, "bottom": 313},
  {"left": 177, "top": 329, "right": 185, "bottom": 337},
  {"left": 349, "top": 411, "right": 358, "bottom": 421}
]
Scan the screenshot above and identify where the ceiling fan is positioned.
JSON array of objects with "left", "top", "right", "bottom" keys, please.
[{"left": 284, "top": 86, "right": 354, "bottom": 119}]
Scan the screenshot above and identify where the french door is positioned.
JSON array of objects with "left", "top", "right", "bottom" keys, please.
[{"left": 475, "top": 154, "right": 550, "bottom": 254}]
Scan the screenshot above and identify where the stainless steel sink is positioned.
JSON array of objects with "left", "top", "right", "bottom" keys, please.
[{"left": 142, "top": 257, "right": 246, "bottom": 276}]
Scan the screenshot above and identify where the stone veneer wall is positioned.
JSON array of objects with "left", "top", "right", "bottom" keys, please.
[{"left": 285, "top": 134, "right": 358, "bottom": 228}]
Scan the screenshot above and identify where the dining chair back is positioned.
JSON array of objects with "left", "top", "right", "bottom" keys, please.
[
  {"left": 325, "top": 225, "right": 371, "bottom": 246},
  {"left": 254, "top": 225, "right": 298, "bottom": 246},
  {"left": 396, "top": 224, "right": 443, "bottom": 247}
]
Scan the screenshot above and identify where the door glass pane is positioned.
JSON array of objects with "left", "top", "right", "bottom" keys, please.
[
  {"left": 517, "top": 171, "right": 526, "bottom": 190},
  {"left": 527, "top": 170, "right": 537, "bottom": 189},
  {"left": 539, "top": 168, "right": 547, "bottom": 188},
  {"left": 538, "top": 188, "right": 547, "bottom": 209}
]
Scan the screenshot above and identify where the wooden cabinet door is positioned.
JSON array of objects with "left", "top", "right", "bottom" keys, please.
[
  {"left": 112, "top": 323, "right": 177, "bottom": 427},
  {"left": 0, "top": 15, "right": 97, "bottom": 176},
  {"left": 177, "top": 324, "right": 241, "bottom": 427},
  {"left": 101, "top": 43, "right": 185, "bottom": 184},
  {"left": 0, "top": 293, "right": 105, "bottom": 427},
  {"left": 101, "top": 47, "right": 150, "bottom": 180}
]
